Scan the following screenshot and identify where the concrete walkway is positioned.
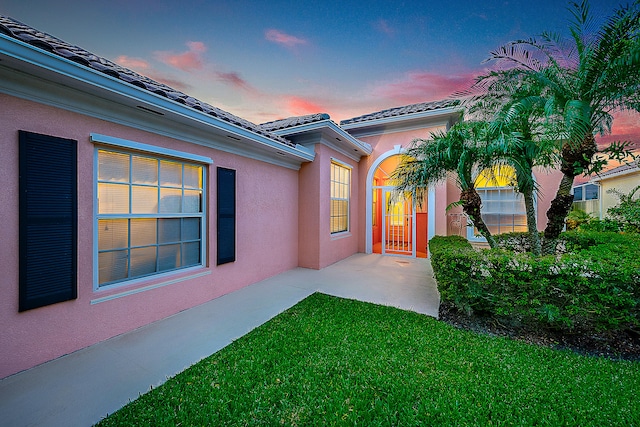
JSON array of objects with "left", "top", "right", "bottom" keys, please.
[{"left": 0, "top": 253, "right": 439, "bottom": 427}]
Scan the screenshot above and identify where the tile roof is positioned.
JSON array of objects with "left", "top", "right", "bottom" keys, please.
[
  {"left": 0, "top": 16, "right": 295, "bottom": 147},
  {"left": 260, "top": 113, "right": 331, "bottom": 131},
  {"left": 594, "top": 160, "right": 639, "bottom": 180},
  {"left": 339, "top": 99, "right": 460, "bottom": 125}
]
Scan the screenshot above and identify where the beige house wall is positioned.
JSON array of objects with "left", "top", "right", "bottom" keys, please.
[{"left": 600, "top": 172, "right": 640, "bottom": 217}]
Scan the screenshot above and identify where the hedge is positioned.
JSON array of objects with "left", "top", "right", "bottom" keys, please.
[{"left": 429, "top": 233, "right": 640, "bottom": 333}]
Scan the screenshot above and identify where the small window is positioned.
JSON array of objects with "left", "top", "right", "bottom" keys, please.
[
  {"left": 572, "top": 183, "right": 599, "bottom": 201},
  {"left": 96, "top": 148, "right": 206, "bottom": 287},
  {"left": 330, "top": 161, "right": 351, "bottom": 234}
]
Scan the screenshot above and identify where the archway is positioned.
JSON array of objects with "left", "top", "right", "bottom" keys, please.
[{"left": 366, "top": 148, "right": 428, "bottom": 258}]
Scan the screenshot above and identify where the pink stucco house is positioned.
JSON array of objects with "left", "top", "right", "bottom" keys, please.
[{"left": 0, "top": 16, "right": 562, "bottom": 379}]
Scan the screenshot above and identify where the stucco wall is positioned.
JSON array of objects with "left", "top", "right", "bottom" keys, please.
[
  {"left": 299, "top": 143, "right": 360, "bottom": 269},
  {"left": 0, "top": 94, "right": 299, "bottom": 378},
  {"left": 600, "top": 173, "right": 640, "bottom": 216}
]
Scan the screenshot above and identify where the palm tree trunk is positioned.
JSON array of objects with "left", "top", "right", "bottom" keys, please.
[
  {"left": 460, "top": 187, "right": 497, "bottom": 248},
  {"left": 523, "top": 189, "right": 541, "bottom": 255},
  {"left": 542, "top": 173, "right": 574, "bottom": 254},
  {"left": 542, "top": 133, "right": 597, "bottom": 254}
]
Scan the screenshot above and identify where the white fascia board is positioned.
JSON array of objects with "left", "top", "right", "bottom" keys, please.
[
  {"left": 591, "top": 166, "right": 640, "bottom": 182},
  {"left": 341, "top": 107, "right": 461, "bottom": 132},
  {"left": 272, "top": 120, "right": 373, "bottom": 156},
  {"left": 0, "top": 35, "right": 314, "bottom": 165}
]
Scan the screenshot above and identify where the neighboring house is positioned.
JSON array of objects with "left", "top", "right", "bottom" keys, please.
[
  {"left": 575, "top": 161, "right": 640, "bottom": 219},
  {"left": 572, "top": 182, "right": 600, "bottom": 217},
  {"left": 0, "top": 16, "right": 563, "bottom": 379}
]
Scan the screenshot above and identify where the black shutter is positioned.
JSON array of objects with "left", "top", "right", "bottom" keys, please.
[
  {"left": 19, "top": 131, "right": 77, "bottom": 311},
  {"left": 216, "top": 167, "right": 236, "bottom": 265}
]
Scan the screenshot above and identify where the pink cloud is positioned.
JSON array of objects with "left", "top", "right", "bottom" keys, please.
[
  {"left": 214, "top": 71, "right": 259, "bottom": 94},
  {"left": 374, "top": 19, "right": 395, "bottom": 36},
  {"left": 155, "top": 41, "right": 207, "bottom": 71},
  {"left": 265, "top": 29, "right": 307, "bottom": 48},
  {"left": 372, "top": 71, "right": 478, "bottom": 104},
  {"left": 284, "top": 96, "right": 324, "bottom": 115},
  {"left": 115, "top": 55, "right": 150, "bottom": 70}
]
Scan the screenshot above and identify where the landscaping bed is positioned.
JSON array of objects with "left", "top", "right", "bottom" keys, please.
[
  {"left": 430, "top": 232, "right": 640, "bottom": 361},
  {"left": 438, "top": 301, "right": 640, "bottom": 361}
]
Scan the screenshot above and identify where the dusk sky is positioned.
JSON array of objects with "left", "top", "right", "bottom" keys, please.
[{"left": 1, "top": 0, "right": 638, "bottom": 148}]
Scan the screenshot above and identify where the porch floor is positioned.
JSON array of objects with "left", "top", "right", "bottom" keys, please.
[{"left": 0, "top": 253, "right": 439, "bottom": 427}]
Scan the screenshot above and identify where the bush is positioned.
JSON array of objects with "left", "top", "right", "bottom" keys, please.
[
  {"left": 566, "top": 208, "right": 594, "bottom": 230},
  {"left": 429, "top": 234, "right": 640, "bottom": 334},
  {"left": 607, "top": 185, "right": 640, "bottom": 233},
  {"left": 578, "top": 218, "right": 622, "bottom": 233}
]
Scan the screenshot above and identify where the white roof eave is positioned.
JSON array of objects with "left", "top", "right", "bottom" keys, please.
[{"left": 0, "top": 34, "right": 314, "bottom": 165}]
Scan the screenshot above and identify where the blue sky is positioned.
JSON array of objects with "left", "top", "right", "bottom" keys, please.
[{"left": 1, "top": 0, "right": 638, "bottom": 145}]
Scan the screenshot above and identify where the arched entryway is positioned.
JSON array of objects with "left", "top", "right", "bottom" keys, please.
[{"left": 365, "top": 147, "right": 429, "bottom": 258}]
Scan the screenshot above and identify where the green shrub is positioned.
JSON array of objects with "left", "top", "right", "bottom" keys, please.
[
  {"left": 429, "top": 234, "right": 640, "bottom": 334},
  {"left": 566, "top": 208, "right": 594, "bottom": 230},
  {"left": 578, "top": 218, "right": 622, "bottom": 232},
  {"left": 607, "top": 185, "right": 640, "bottom": 233}
]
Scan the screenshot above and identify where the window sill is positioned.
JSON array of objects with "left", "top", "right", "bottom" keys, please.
[
  {"left": 330, "top": 231, "right": 352, "bottom": 240},
  {"left": 91, "top": 268, "right": 211, "bottom": 304}
]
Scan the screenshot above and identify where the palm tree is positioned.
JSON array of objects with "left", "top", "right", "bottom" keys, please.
[
  {"left": 464, "top": 0, "right": 640, "bottom": 254},
  {"left": 465, "top": 72, "right": 561, "bottom": 255},
  {"left": 392, "top": 120, "right": 499, "bottom": 248},
  {"left": 485, "top": 101, "right": 559, "bottom": 255}
]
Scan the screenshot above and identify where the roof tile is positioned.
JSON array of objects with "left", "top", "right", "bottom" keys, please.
[
  {"left": 260, "top": 113, "right": 331, "bottom": 132},
  {"left": 340, "top": 99, "right": 459, "bottom": 125}
]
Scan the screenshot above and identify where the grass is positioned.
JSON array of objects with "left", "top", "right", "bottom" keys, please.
[{"left": 97, "top": 293, "right": 640, "bottom": 426}]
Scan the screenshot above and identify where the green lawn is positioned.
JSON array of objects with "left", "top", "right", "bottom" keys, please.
[{"left": 97, "top": 293, "right": 639, "bottom": 426}]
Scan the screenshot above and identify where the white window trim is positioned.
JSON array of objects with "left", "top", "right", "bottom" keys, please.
[
  {"left": 330, "top": 158, "right": 352, "bottom": 235},
  {"left": 92, "top": 135, "right": 211, "bottom": 291}
]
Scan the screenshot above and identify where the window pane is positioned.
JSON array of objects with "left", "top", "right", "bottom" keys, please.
[
  {"left": 182, "top": 241, "right": 201, "bottom": 266},
  {"left": 98, "top": 150, "right": 129, "bottom": 182},
  {"left": 99, "top": 250, "right": 128, "bottom": 285},
  {"left": 573, "top": 187, "right": 583, "bottom": 201},
  {"left": 158, "top": 218, "right": 180, "bottom": 243},
  {"left": 182, "top": 218, "right": 201, "bottom": 241},
  {"left": 160, "top": 160, "right": 182, "bottom": 187},
  {"left": 131, "top": 219, "right": 157, "bottom": 247},
  {"left": 158, "top": 244, "right": 180, "bottom": 271},
  {"left": 585, "top": 184, "right": 599, "bottom": 200},
  {"left": 98, "top": 183, "right": 130, "bottom": 214},
  {"left": 159, "top": 188, "right": 182, "bottom": 213},
  {"left": 132, "top": 156, "right": 158, "bottom": 185},
  {"left": 132, "top": 185, "right": 158, "bottom": 213},
  {"left": 98, "top": 219, "right": 128, "bottom": 250},
  {"left": 130, "top": 246, "right": 157, "bottom": 277},
  {"left": 184, "top": 165, "right": 202, "bottom": 189},
  {"left": 183, "top": 190, "right": 202, "bottom": 213}
]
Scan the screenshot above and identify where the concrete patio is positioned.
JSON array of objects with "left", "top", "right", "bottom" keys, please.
[{"left": 0, "top": 253, "right": 439, "bottom": 427}]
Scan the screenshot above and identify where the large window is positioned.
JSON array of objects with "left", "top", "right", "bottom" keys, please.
[
  {"left": 330, "top": 161, "right": 351, "bottom": 234},
  {"left": 476, "top": 187, "right": 528, "bottom": 235},
  {"left": 96, "top": 148, "right": 205, "bottom": 287},
  {"left": 470, "top": 166, "right": 528, "bottom": 238}
]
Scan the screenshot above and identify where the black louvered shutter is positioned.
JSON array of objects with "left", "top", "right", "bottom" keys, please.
[
  {"left": 217, "top": 167, "right": 236, "bottom": 265},
  {"left": 19, "top": 131, "right": 77, "bottom": 311}
]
